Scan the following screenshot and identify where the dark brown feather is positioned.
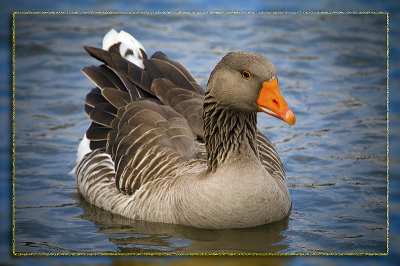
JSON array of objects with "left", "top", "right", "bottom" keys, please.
[
  {"left": 145, "top": 58, "right": 200, "bottom": 94},
  {"left": 102, "top": 87, "right": 130, "bottom": 108},
  {"left": 89, "top": 103, "right": 117, "bottom": 127},
  {"left": 82, "top": 65, "right": 126, "bottom": 92},
  {"left": 89, "top": 140, "right": 107, "bottom": 150},
  {"left": 151, "top": 51, "right": 203, "bottom": 92},
  {"left": 85, "top": 104, "right": 94, "bottom": 116},
  {"left": 86, "top": 122, "right": 109, "bottom": 140},
  {"left": 85, "top": 87, "right": 107, "bottom": 108},
  {"left": 84, "top": 46, "right": 154, "bottom": 97}
]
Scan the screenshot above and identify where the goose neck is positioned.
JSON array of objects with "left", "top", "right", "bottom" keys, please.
[{"left": 203, "top": 92, "right": 258, "bottom": 173}]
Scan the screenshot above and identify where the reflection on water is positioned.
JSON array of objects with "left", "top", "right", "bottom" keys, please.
[
  {"left": 77, "top": 195, "right": 289, "bottom": 253},
  {"left": 13, "top": 13, "right": 387, "bottom": 254}
]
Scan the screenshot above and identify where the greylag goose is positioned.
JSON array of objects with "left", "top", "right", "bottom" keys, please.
[{"left": 74, "top": 29, "right": 296, "bottom": 229}]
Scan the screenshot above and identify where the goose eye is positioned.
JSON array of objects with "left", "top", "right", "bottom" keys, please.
[{"left": 241, "top": 70, "right": 251, "bottom": 79}]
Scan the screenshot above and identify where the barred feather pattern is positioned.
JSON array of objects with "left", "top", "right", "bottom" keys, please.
[
  {"left": 105, "top": 99, "right": 199, "bottom": 195},
  {"left": 203, "top": 91, "right": 258, "bottom": 173},
  {"left": 202, "top": 90, "right": 285, "bottom": 181},
  {"left": 257, "top": 131, "right": 286, "bottom": 182},
  {"left": 75, "top": 149, "right": 131, "bottom": 210}
]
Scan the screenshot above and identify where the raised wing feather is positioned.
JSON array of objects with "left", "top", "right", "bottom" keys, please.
[{"left": 80, "top": 44, "right": 206, "bottom": 195}]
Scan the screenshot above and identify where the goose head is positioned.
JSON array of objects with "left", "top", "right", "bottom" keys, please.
[{"left": 207, "top": 51, "right": 296, "bottom": 125}]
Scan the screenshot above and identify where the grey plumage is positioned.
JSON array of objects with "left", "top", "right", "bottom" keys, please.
[{"left": 75, "top": 31, "right": 292, "bottom": 229}]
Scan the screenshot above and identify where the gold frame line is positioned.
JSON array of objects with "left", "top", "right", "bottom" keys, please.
[{"left": 11, "top": 10, "right": 390, "bottom": 257}]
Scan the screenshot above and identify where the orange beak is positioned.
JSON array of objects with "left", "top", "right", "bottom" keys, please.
[{"left": 256, "top": 79, "right": 296, "bottom": 125}]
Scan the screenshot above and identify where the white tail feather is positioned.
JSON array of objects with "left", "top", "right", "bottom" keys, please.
[
  {"left": 71, "top": 134, "right": 92, "bottom": 177},
  {"left": 102, "top": 29, "right": 146, "bottom": 69},
  {"left": 77, "top": 134, "right": 92, "bottom": 164}
]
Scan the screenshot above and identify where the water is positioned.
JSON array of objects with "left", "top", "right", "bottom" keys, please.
[{"left": 12, "top": 12, "right": 388, "bottom": 256}]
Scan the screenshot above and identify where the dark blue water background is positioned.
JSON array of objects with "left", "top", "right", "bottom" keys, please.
[{"left": 2, "top": 1, "right": 400, "bottom": 265}]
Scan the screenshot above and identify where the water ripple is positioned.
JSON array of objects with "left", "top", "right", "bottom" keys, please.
[{"left": 13, "top": 13, "right": 387, "bottom": 254}]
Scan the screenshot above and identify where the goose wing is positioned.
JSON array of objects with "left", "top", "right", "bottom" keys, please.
[
  {"left": 80, "top": 45, "right": 205, "bottom": 195},
  {"left": 257, "top": 131, "right": 286, "bottom": 181}
]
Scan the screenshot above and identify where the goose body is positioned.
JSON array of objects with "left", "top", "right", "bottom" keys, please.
[{"left": 74, "top": 29, "right": 295, "bottom": 229}]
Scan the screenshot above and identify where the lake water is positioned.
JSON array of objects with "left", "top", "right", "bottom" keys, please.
[{"left": 13, "top": 13, "right": 388, "bottom": 256}]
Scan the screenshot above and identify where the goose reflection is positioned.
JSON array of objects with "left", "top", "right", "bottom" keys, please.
[{"left": 76, "top": 195, "right": 290, "bottom": 254}]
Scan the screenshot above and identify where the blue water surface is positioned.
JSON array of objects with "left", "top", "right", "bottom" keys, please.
[{"left": 1, "top": 0, "right": 400, "bottom": 265}]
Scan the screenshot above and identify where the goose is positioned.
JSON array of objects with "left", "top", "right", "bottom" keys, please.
[{"left": 74, "top": 29, "right": 296, "bottom": 229}]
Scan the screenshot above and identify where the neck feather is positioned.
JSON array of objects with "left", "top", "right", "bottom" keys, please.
[{"left": 203, "top": 91, "right": 258, "bottom": 173}]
